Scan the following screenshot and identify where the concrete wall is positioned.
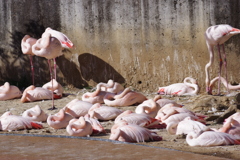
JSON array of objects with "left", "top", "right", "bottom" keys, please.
[{"left": 1, "top": 0, "right": 240, "bottom": 93}]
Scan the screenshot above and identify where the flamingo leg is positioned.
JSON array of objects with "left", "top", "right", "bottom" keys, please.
[
  {"left": 222, "top": 44, "right": 229, "bottom": 93},
  {"left": 217, "top": 44, "right": 223, "bottom": 95},
  {"left": 29, "top": 55, "right": 34, "bottom": 85},
  {"left": 54, "top": 58, "right": 57, "bottom": 80},
  {"left": 48, "top": 59, "right": 56, "bottom": 110}
]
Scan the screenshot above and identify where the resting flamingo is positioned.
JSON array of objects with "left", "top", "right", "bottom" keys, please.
[
  {"left": 186, "top": 131, "right": 240, "bottom": 147},
  {"left": 115, "top": 110, "right": 163, "bottom": 129},
  {"left": 47, "top": 109, "right": 74, "bottom": 129},
  {"left": 21, "top": 83, "right": 62, "bottom": 103},
  {"left": 205, "top": 24, "right": 240, "bottom": 95},
  {"left": 66, "top": 116, "right": 93, "bottom": 137},
  {"left": 103, "top": 88, "right": 147, "bottom": 107},
  {"left": 167, "top": 117, "right": 210, "bottom": 135},
  {"left": 22, "top": 105, "right": 48, "bottom": 122},
  {"left": 0, "top": 111, "right": 43, "bottom": 131},
  {"left": 157, "top": 77, "right": 199, "bottom": 96},
  {"left": 88, "top": 103, "right": 122, "bottom": 121},
  {"left": 82, "top": 79, "right": 124, "bottom": 104},
  {"left": 218, "top": 117, "right": 240, "bottom": 139},
  {"left": 153, "top": 95, "right": 182, "bottom": 108},
  {"left": 84, "top": 114, "right": 105, "bottom": 135},
  {"left": 63, "top": 99, "right": 93, "bottom": 118},
  {"left": 135, "top": 99, "right": 161, "bottom": 118},
  {"left": 42, "top": 79, "right": 63, "bottom": 98},
  {"left": 0, "top": 82, "right": 22, "bottom": 101},
  {"left": 155, "top": 103, "right": 206, "bottom": 125},
  {"left": 109, "top": 120, "right": 162, "bottom": 143},
  {"left": 21, "top": 35, "right": 37, "bottom": 85}
]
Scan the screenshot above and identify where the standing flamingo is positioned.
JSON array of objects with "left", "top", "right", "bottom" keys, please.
[
  {"left": 205, "top": 24, "right": 240, "bottom": 95},
  {"left": 43, "top": 27, "right": 74, "bottom": 80},
  {"left": 32, "top": 29, "right": 73, "bottom": 110},
  {"left": 21, "top": 35, "right": 37, "bottom": 85}
]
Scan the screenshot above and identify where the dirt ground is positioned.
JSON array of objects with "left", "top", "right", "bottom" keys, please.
[{"left": 1, "top": 86, "right": 240, "bottom": 160}]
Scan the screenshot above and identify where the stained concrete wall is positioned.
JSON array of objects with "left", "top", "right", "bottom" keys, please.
[{"left": 1, "top": 0, "right": 240, "bottom": 93}]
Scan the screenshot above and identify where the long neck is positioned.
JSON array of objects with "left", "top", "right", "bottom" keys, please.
[
  {"left": 210, "top": 76, "right": 240, "bottom": 90},
  {"left": 205, "top": 43, "right": 214, "bottom": 92}
]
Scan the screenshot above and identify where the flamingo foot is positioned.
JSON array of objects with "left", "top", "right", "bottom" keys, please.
[
  {"left": 30, "top": 122, "right": 43, "bottom": 129},
  {"left": 207, "top": 87, "right": 212, "bottom": 95},
  {"left": 48, "top": 106, "right": 57, "bottom": 110}
]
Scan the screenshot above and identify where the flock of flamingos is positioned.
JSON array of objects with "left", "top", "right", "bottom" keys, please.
[{"left": 1, "top": 24, "right": 240, "bottom": 147}]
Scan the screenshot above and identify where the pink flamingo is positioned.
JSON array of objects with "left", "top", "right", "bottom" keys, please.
[
  {"left": 42, "top": 79, "right": 63, "bottom": 98},
  {"left": 20, "top": 85, "right": 61, "bottom": 103},
  {"left": 0, "top": 82, "right": 22, "bottom": 101},
  {"left": 114, "top": 110, "right": 163, "bottom": 129},
  {"left": 225, "top": 112, "right": 240, "bottom": 124},
  {"left": 135, "top": 99, "right": 161, "bottom": 118},
  {"left": 84, "top": 114, "right": 105, "bottom": 135},
  {"left": 0, "top": 111, "right": 43, "bottom": 131},
  {"left": 66, "top": 116, "right": 93, "bottom": 137},
  {"left": 22, "top": 105, "right": 48, "bottom": 122},
  {"left": 103, "top": 88, "right": 147, "bottom": 107},
  {"left": 32, "top": 28, "right": 73, "bottom": 109},
  {"left": 109, "top": 120, "right": 162, "bottom": 143},
  {"left": 167, "top": 116, "right": 210, "bottom": 135},
  {"left": 186, "top": 130, "right": 240, "bottom": 147},
  {"left": 155, "top": 103, "right": 206, "bottom": 125},
  {"left": 153, "top": 95, "right": 182, "bottom": 108},
  {"left": 32, "top": 32, "right": 62, "bottom": 109},
  {"left": 88, "top": 103, "right": 122, "bottom": 121},
  {"left": 208, "top": 76, "right": 240, "bottom": 94},
  {"left": 42, "top": 27, "right": 74, "bottom": 80},
  {"left": 47, "top": 109, "right": 74, "bottom": 129},
  {"left": 157, "top": 77, "right": 199, "bottom": 96},
  {"left": 82, "top": 80, "right": 124, "bottom": 104},
  {"left": 99, "top": 79, "right": 124, "bottom": 94},
  {"left": 218, "top": 117, "right": 240, "bottom": 139},
  {"left": 205, "top": 24, "right": 240, "bottom": 94},
  {"left": 63, "top": 99, "right": 93, "bottom": 118},
  {"left": 21, "top": 35, "right": 37, "bottom": 85}
]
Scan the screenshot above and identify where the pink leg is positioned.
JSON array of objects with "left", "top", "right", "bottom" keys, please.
[
  {"left": 29, "top": 55, "right": 34, "bottom": 85},
  {"left": 217, "top": 44, "right": 223, "bottom": 95},
  {"left": 222, "top": 44, "right": 229, "bottom": 93},
  {"left": 48, "top": 59, "right": 55, "bottom": 110},
  {"left": 54, "top": 58, "right": 57, "bottom": 80}
]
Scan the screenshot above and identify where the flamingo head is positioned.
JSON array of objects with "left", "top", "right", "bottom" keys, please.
[{"left": 157, "top": 88, "right": 165, "bottom": 95}]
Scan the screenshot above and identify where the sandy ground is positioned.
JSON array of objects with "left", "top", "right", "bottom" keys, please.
[{"left": 1, "top": 86, "right": 240, "bottom": 160}]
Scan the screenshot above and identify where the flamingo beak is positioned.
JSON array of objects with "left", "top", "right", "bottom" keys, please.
[
  {"left": 62, "top": 41, "right": 74, "bottom": 48},
  {"left": 231, "top": 28, "right": 240, "bottom": 32},
  {"left": 157, "top": 88, "right": 165, "bottom": 95}
]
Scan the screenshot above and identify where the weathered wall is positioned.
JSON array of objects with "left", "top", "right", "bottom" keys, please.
[{"left": 1, "top": 0, "right": 240, "bottom": 93}]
